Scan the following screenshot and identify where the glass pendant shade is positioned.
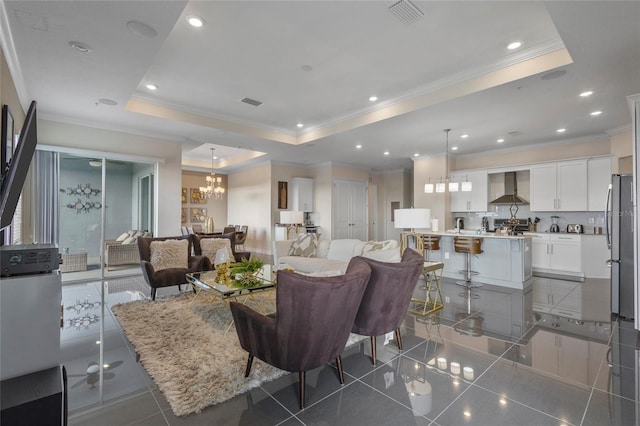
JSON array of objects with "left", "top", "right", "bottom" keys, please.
[
  {"left": 435, "top": 182, "right": 446, "bottom": 193},
  {"left": 424, "top": 183, "right": 434, "bottom": 193},
  {"left": 461, "top": 181, "right": 473, "bottom": 192},
  {"left": 448, "top": 181, "right": 459, "bottom": 192}
]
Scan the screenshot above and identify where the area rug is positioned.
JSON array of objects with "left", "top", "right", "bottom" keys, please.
[{"left": 111, "top": 291, "right": 364, "bottom": 417}]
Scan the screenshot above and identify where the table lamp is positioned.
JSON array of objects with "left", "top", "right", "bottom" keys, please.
[
  {"left": 394, "top": 208, "right": 431, "bottom": 254},
  {"left": 280, "top": 210, "right": 304, "bottom": 238}
]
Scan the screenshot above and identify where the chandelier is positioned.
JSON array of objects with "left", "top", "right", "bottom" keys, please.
[
  {"left": 200, "top": 148, "right": 225, "bottom": 200},
  {"left": 424, "top": 129, "right": 472, "bottom": 193}
]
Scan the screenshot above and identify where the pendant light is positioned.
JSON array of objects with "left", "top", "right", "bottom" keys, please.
[{"left": 424, "top": 129, "right": 472, "bottom": 193}]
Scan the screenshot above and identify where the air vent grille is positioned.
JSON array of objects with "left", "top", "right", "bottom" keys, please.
[
  {"left": 241, "top": 97, "right": 263, "bottom": 107},
  {"left": 388, "top": 0, "right": 424, "bottom": 24}
]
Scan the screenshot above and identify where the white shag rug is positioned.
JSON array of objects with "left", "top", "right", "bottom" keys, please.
[{"left": 111, "top": 291, "right": 364, "bottom": 416}]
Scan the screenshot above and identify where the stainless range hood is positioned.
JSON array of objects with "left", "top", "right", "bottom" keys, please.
[{"left": 490, "top": 172, "right": 529, "bottom": 204}]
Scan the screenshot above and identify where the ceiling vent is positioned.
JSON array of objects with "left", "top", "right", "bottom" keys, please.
[
  {"left": 388, "top": 0, "right": 424, "bottom": 24},
  {"left": 241, "top": 97, "right": 263, "bottom": 107}
]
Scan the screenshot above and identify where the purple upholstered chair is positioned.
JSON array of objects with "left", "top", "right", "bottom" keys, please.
[
  {"left": 230, "top": 257, "right": 372, "bottom": 409},
  {"left": 351, "top": 248, "right": 424, "bottom": 365}
]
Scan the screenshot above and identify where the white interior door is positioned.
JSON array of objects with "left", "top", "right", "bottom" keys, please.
[{"left": 333, "top": 179, "right": 368, "bottom": 240}]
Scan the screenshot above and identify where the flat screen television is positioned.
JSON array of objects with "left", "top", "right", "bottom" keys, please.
[{"left": 0, "top": 101, "right": 37, "bottom": 230}]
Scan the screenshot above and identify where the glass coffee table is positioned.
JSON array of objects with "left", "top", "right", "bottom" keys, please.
[{"left": 186, "top": 266, "right": 276, "bottom": 335}]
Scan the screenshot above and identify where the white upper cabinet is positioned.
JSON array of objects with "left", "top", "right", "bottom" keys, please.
[
  {"left": 291, "top": 177, "right": 314, "bottom": 212},
  {"left": 587, "top": 157, "right": 612, "bottom": 211},
  {"left": 450, "top": 170, "right": 488, "bottom": 212},
  {"left": 530, "top": 160, "right": 587, "bottom": 211}
]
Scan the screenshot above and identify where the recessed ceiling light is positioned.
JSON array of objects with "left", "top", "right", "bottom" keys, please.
[
  {"left": 497, "top": 138, "right": 505, "bottom": 143},
  {"left": 461, "top": 134, "right": 469, "bottom": 139},
  {"left": 187, "top": 16, "right": 205, "bottom": 28},
  {"left": 383, "top": 151, "right": 390, "bottom": 156},
  {"left": 451, "top": 146, "right": 459, "bottom": 151},
  {"left": 356, "top": 144, "right": 362, "bottom": 149},
  {"left": 145, "top": 83, "right": 158, "bottom": 91},
  {"left": 296, "top": 123, "right": 304, "bottom": 128},
  {"left": 369, "top": 96, "right": 378, "bottom": 102},
  {"left": 579, "top": 90, "right": 593, "bottom": 97},
  {"left": 413, "top": 153, "right": 419, "bottom": 157},
  {"left": 69, "top": 41, "right": 91, "bottom": 53},
  {"left": 507, "top": 41, "right": 522, "bottom": 50},
  {"left": 557, "top": 128, "right": 566, "bottom": 133},
  {"left": 590, "top": 110, "right": 603, "bottom": 116}
]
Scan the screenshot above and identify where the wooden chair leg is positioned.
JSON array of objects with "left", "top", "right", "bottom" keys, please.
[
  {"left": 151, "top": 288, "right": 157, "bottom": 300},
  {"left": 245, "top": 355, "right": 254, "bottom": 378},
  {"left": 299, "top": 371, "right": 306, "bottom": 409},
  {"left": 335, "top": 356, "right": 345, "bottom": 384},
  {"left": 370, "top": 336, "right": 377, "bottom": 365},
  {"left": 395, "top": 328, "right": 403, "bottom": 350}
]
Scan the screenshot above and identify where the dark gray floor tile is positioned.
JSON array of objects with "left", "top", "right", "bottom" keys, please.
[
  {"left": 611, "top": 323, "right": 640, "bottom": 349},
  {"left": 474, "top": 359, "right": 590, "bottom": 425},
  {"left": 434, "top": 385, "right": 563, "bottom": 426},
  {"left": 261, "top": 364, "right": 355, "bottom": 414},
  {"left": 69, "top": 390, "right": 163, "bottom": 426},
  {"left": 296, "top": 380, "right": 430, "bottom": 426},
  {"left": 594, "top": 363, "right": 638, "bottom": 400},
  {"left": 359, "top": 355, "right": 469, "bottom": 421},
  {"left": 130, "top": 413, "right": 170, "bottom": 425},
  {"left": 582, "top": 389, "right": 640, "bottom": 426},
  {"left": 161, "top": 386, "right": 292, "bottom": 426},
  {"left": 276, "top": 417, "right": 306, "bottom": 426}
]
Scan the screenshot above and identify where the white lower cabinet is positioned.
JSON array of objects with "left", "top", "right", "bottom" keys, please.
[{"left": 529, "top": 233, "right": 582, "bottom": 275}]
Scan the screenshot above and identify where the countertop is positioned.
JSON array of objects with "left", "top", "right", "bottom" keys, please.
[{"left": 420, "top": 231, "right": 531, "bottom": 240}]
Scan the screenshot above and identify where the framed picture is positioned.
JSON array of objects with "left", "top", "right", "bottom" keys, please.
[
  {"left": 190, "top": 188, "right": 206, "bottom": 204},
  {"left": 391, "top": 201, "right": 400, "bottom": 222},
  {"left": 181, "top": 188, "right": 187, "bottom": 204},
  {"left": 1, "top": 105, "right": 14, "bottom": 170},
  {"left": 278, "top": 181, "right": 288, "bottom": 209},
  {"left": 181, "top": 208, "right": 187, "bottom": 223},
  {"left": 191, "top": 207, "right": 207, "bottom": 223}
]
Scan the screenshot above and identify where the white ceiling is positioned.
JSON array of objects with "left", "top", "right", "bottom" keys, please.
[{"left": 2, "top": 1, "right": 639, "bottom": 173}]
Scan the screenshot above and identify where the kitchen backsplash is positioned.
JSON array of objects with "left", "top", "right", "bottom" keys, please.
[{"left": 453, "top": 205, "right": 606, "bottom": 234}]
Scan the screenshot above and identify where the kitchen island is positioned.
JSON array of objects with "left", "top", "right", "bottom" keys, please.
[{"left": 416, "top": 231, "right": 532, "bottom": 290}]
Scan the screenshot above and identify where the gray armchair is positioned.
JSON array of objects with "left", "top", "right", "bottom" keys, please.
[
  {"left": 230, "top": 257, "right": 372, "bottom": 409},
  {"left": 351, "top": 248, "right": 424, "bottom": 364}
]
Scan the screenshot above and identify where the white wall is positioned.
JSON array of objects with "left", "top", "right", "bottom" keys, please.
[{"left": 227, "top": 162, "right": 272, "bottom": 254}]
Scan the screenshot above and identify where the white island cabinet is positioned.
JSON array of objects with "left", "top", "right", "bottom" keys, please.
[{"left": 419, "top": 232, "right": 532, "bottom": 290}]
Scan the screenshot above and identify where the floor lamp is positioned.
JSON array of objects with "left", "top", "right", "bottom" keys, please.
[{"left": 394, "top": 208, "right": 431, "bottom": 255}]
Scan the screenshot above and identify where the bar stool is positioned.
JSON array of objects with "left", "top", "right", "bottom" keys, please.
[
  {"left": 422, "top": 235, "right": 440, "bottom": 261},
  {"left": 453, "top": 236, "right": 483, "bottom": 297}
]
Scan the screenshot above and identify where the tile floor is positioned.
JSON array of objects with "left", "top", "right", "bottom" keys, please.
[{"left": 63, "top": 271, "right": 639, "bottom": 426}]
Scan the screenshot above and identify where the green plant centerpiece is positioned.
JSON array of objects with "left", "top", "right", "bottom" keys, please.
[{"left": 229, "top": 257, "right": 265, "bottom": 288}]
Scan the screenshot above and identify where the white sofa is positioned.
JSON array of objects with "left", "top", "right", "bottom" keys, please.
[{"left": 273, "top": 238, "right": 401, "bottom": 274}]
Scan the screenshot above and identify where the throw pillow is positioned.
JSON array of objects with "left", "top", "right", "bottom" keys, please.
[
  {"left": 362, "top": 247, "right": 402, "bottom": 263},
  {"left": 288, "top": 233, "right": 318, "bottom": 257},
  {"left": 149, "top": 239, "right": 188, "bottom": 271},
  {"left": 200, "top": 238, "right": 234, "bottom": 262},
  {"left": 362, "top": 240, "right": 396, "bottom": 254},
  {"left": 115, "top": 232, "right": 129, "bottom": 242},
  {"left": 121, "top": 236, "right": 136, "bottom": 245}
]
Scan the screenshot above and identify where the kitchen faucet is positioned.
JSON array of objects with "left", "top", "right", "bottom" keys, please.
[{"left": 456, "top": 217, "right": 463, "bottom": 233}]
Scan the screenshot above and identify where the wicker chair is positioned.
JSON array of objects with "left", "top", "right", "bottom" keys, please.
[{"left": 104, "top": 240, "right": 141, "bottom": 270}]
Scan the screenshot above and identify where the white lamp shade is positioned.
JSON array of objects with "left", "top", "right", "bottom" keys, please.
[
  {"left": 394, "top": 208, "right": 431, "bottom": 229},
  {"left": 280, "top": 210, "right": 304, "bottom": 224}
]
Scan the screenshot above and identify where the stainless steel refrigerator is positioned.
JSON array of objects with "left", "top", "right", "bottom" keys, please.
[{"left": 606, "top": 174, "right": 635, "bottom": 319}]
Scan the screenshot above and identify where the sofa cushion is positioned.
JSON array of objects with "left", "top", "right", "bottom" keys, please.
[
  {"left": 316, "top": 239, "right": 330, "bottom": 259},
  {"left": 288, "top": 233, "right": 318, "bottom": 257},
  {"left": 326, "top": 239, "right": 365, "bottom": 261},
  {"left": 121, "top": 236, "right": 137, "bottom": 245},
  {"left": 200, "top": 238, "right": 234, "bottom": 262},
  {"left": 150, "top": 239, "right": 188, "bottom": 271},
  {"left": 362, "top": 247, "right": 402, "bottom": 263},
  {"left": 279, "top": 256, "right": 348, "bottom": 274},
  {"left": 115, "top": 232, "right": 130, "bottom": 242}
]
